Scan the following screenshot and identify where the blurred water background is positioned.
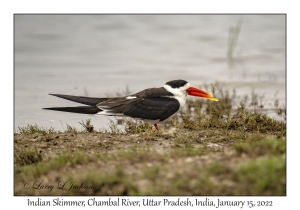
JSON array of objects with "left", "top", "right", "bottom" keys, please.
[{"left": 14, "top": 15, "right": 285, "bottom": 132}]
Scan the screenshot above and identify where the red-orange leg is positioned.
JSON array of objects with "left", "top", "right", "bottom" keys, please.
[{"left": 154, "top": 124, "right": 159, "bottom": 130}]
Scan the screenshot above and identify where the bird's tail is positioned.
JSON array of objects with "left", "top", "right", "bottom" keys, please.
[
  {"left": 49, "top": 94, "right": 108, "bottom": 106},
  {"left": 43, "top": 106, "right": 100, "bottom": 114}
]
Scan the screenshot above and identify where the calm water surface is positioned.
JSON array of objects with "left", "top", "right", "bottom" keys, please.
[{"left": 14, "top": 15, "right": 286, "bottom": 131}]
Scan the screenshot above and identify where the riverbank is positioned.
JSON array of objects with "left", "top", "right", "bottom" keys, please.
[{"left": 14, "top": 98, "right": 286, "bottom": 195}]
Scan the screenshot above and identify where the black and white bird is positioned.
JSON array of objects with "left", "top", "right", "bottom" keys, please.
[{"left": 43, "top": 80, "right": 218, "bottom": 130}]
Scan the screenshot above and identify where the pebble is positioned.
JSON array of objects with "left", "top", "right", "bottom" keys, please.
[
  {"left": 184, "top": 157, "right": 193, "bottom": 163},
  {"left": 207, "top": 143, "right": 219, "bottom": 148},
  {"left": 162, "top": 128, "right": 177, "bottom": 138}
]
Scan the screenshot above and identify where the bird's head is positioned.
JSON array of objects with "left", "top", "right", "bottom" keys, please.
[{"left": 164, "top": 79, "right": 218, "bottom": 101}]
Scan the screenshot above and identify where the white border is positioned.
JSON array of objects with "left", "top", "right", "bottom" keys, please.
[{"left": 3, "top": 0, "right": 297, "bottom": 209}]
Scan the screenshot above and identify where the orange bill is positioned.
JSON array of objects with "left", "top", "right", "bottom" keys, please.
[{"left": 186, "top": 87, "right": 218, "bottom": 101}]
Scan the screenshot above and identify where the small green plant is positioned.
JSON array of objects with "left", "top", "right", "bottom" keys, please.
[
  {"left": 125, "top": 120, "right": 154, "bottom": 134},
  {"left": 66, "top": 123, "right": 78, "bottom": 133},
  {"left": 18, "top": 124, "right": 55, "bottom": 135},
  {"left": 210, "top": 83, "right": 219, "bottom": 97},
  {"left": 108, "top": 121, "right": 122, "bottom": 135},
  {"left": 79, "top": 119, "right": 94, "bottom": 132}
]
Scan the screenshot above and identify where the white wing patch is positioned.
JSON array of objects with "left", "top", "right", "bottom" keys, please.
[
  {"left": 97, "top": 97, "right": 136, "bottom": 116},
  {"left": 97, "top": 109, "right": 124, "bottom": 116},
  {"left": 126, "top": 96, "right": 137, "bottom": 99},
  {"left": 97, "top": 105, "right": 116, "bottom": 116}
]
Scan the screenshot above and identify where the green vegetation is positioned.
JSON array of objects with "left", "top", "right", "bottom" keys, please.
[
  {"left": 235, "top": 156, "right": 285, "bottom": 195},
  {"left": 79, "top": 118, "right": 94, "bottom": 132},
  {"left": 65, "top": 123, "right": 78, "bottom": 133},
  {"left": 14, "top": 147, "right": 42, "bottom": 166},
  {"left": 18, "top": 124, "right": 55, "bottom": 135},
  {"left": 14, "top": 87, "right": 286, "bottom": 195}
]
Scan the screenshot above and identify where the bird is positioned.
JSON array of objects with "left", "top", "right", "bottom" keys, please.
[{"left": 43, "top": 79, "right": 218, "bottom": 130}]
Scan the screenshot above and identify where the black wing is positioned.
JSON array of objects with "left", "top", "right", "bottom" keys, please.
[
  {"left": 98, "top": 97, "right": 180, "bottom": 121},
  {"left": 43, "top": 106, "right": 100, "bottom": 114},
  {"left": 133, "top": 87, "right": 173, "bottom": 98},
  {"left": 49, "top": 94, "right": 108, "bottom": 106}
]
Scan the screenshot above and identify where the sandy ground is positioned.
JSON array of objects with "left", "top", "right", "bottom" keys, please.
[{"left": 14, "top": 124, "right": 286, "bottom": 196}]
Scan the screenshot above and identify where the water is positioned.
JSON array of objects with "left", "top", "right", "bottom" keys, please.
[{"left": 14, "top": 15, "right": 286, "bottom": 131}]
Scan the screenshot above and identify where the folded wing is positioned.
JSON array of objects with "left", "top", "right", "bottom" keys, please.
[
  {"left": 97, "top": 97, "right": 180, "bottom": 121},
  {"left": 49, "top": 94, "right": 107, "bottom": 106}
]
